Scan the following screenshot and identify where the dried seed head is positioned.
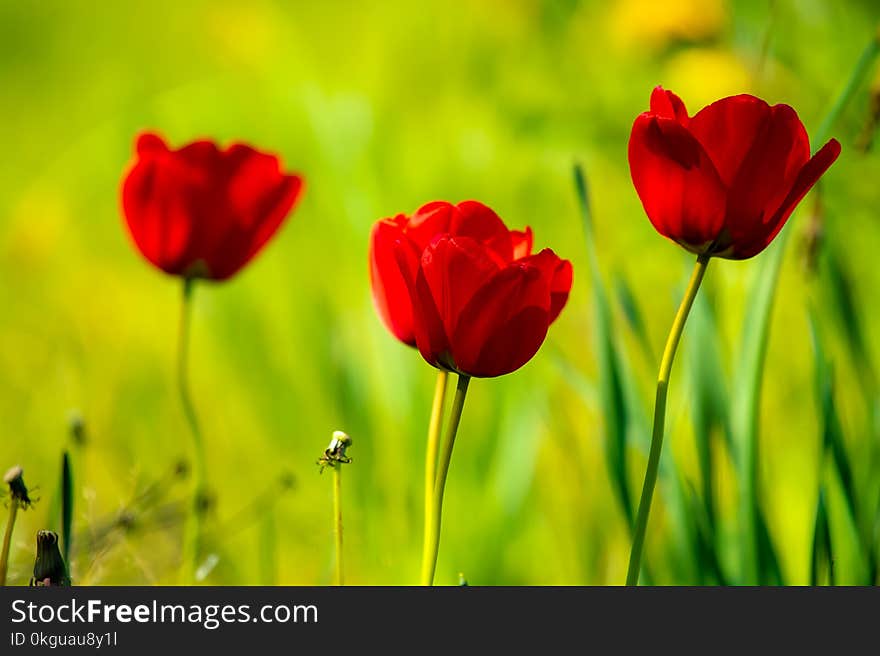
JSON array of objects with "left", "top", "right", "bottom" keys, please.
[
  {"left": 4, "top": 465, "right": 22, "bottom": 485},
  {"left": 317, "top": 431, "right": 353, "bottom": 472},
  {"left": 330, "top": 431, "right": 352, "bottom": 452},
  {"left": 4, "top": 465, "right": 31, "bottom": 507}
]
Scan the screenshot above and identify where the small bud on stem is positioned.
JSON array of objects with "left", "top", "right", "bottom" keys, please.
[
  {"left": 316, "top": 431, "right": 353, "bottom": 472},
  {"left": 30, "top": 530, "right": 71, "bottom": 587},
  {"left": 317, "top": 431, "right": 352, "bottom": 586}
]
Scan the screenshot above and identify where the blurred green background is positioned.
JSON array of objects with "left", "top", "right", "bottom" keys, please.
[{"left": 1, "top": 0, "right": 879, "bottom": 585}]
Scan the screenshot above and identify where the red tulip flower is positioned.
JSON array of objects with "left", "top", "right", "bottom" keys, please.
[
  {"left": 369, "top": 200, "right": 572, "bottom": 377},
  {"left": 371, "top": 201, "right": 572, "bottom": 585},
  {"left": 122, "top": 131, "right": 304, "bottom": 280},
  {"left": 629, "top": 87, "right": 840, "bottom": 259},
  {"left": 120, "top": 130, "right": 304, "bottom": 583},
  {"left": 624, "top": 87, "right": 841, "bottom": 586}
]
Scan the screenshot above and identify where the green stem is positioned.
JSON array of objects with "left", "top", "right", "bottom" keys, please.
[
  {"left": 626, "top": 255, "right": 710, "bottom": 586},
  {"left": 421, "top": 370, "right": 448, "bottom": 580},
  {"left": 421, "top": 374, "right": 470, "bottom": 586},
  {"left": 178, "top": 277, "right": 207, "bottom": 584},
  {"left": 334, "top": 466, "right": 344, "bottom": 586},
  {"left": 0, "top": 500, "right": 19, "bottom": 585}
]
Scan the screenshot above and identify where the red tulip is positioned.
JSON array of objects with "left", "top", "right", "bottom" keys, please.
[
  {"left": 370, "top": 200, "right": 572, "bottom": 377},
  {"left": 122, "top": 132, "right": 304, "bottom": 280},
  {"left": 628, "top": 87, "right": 840, "bottom": 259}
]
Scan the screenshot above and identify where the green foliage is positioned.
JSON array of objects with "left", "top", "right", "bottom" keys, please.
[{"left": 0, "top": 0, "right": 878, "bottom": 584}]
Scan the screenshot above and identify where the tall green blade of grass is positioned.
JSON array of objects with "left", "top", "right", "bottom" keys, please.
[
  {"left": 819, "top": 244, "right": 880, "bottom": 581},
  {"left": 731, "top": 242, "right": 782, "bottom": 584},
  {"left": 574, "top": 164, "right": 634, "bottom": 530},
  {"left": 685, "top": 481, "right": 728, "bottom": 584},
  {"left": 821, "top": 245, "right": 878, "bottom": 406},
  {"left": 576, "top": 165, "right": 703, "bottom": 583},
  {"left": 808, "top": 306, "right": 874, "bottom": 583},
  {"left": 810, "top": 486, "right": 834, "bottom": 585},
  {"left": 730, "top": 31, "right": 880, "bottom": 584},
  {"left": 686, "top": 288, "right": 731, "bottom": 532},
  {"left": 684, "top": 288, "right": 732, "bottom": 582},
  {"left": 60, "top": 451, "right": 73, "bottom": 565},
  {"left": 613, "top": 273, "right": 654, "bottom": 366}
]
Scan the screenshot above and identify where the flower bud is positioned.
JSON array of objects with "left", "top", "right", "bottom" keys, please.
[{"left": 30, "top": 530, "right": 70, "bottom": 587}]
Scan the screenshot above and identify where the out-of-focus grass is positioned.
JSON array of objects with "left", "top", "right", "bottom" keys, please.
[{"left": 1, "top": 0, "right": 879, "bottom": 584}]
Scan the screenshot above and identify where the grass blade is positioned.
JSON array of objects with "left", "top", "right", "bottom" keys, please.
[
  {"left": 613, "top": 273, "right": 655, "bottom": 366},
  {"left": 808, "top": 306, "right": 875, "bottom": 584},
  {"left": 728, "top": 29, "right": 879, "bottom": 585},
  {"left": 61, "top": 451, "right": 73, "bottom": 565},
  {"left": 731, "top": 242, "right": 782, "bottom": 584},
  {"left": 686, "top": 287, "right": 731, "bottom": 531},
  {"left": 574, "top": 163, "right": 634, "bottom": 529},
  {"left": 810, "top": 486, "right": 834, "bottom": 586}
]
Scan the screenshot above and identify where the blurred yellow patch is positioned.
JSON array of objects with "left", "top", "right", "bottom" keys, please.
[
  {"left": 4, "top": 185, "right": 68, "bottom": 268},
  {"left": 207, "top": 1, "right": 281, "bottom": 68},
  {"left": 609, "top": 0, "right": 727, "bottom": 50},
  {"left": 664, "top": 48, "right": 753, "bottom": 107}
]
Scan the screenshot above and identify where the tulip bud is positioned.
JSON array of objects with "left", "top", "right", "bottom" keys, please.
[{"left": 30, "top": 530, "right": 71, "bottom": 587}]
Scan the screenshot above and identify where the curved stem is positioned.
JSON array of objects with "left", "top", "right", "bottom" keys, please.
[
  {"left": 0, "top": 501, "right": 19, "bottom": 585},
  {"left": 334, "top": 466, "right": 344, "bottom": 586},
  {"left": 421, "top": 370, "right": 448, "bottom": 581},
  {"left": 626, "top": 255, "right": 710, "bottom": 585},
  {"left": 421, "top": 374, "right": 470, "bottom": 586},
  {"left": 178, "top": 277, "right": 207, "bottom": 584}
]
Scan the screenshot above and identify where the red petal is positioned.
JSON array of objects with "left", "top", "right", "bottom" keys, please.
[
  {"left": 451, "top": 262, "right": 552, "bottom": 377},
  {"left": 420, "top": 235, "right": 502, "bottom": 338},
  {"left": 689, "top": 94, "right": 774, "bottom": 187},
  {"left": 731, "top": 138, "right": 841, "bottom": 259},
  {"left": 370, "top": 217, "right": 417, "bottom": 346},
  {"left": 405, "top": 201, "right": 455, "bottom": 250},
  {"left": 517, "top": 249, "right": 572, "bottom": 324},
  {"left": 210, "top": 145, "right": 303, "bottom": 279},
  {"left": 449, "top": 200, "right": 514, "bottom": 263},
  {"left": 628, "top": 114, "right": 727, "bottom": 253},
  {"left": 511, "top": 227, "right": 534, "bottom": 260},
  {"left": 721, "top": 104, "right": 811, "bottom": 254},
  {"left": 650, "top": 86, "right": 689, "bottom": 125},
  {"left": 121, "top": 144, "right": 194, "bottom": 274},
  {"left": 409, "top": 236, "right": 503, "bottom": 369},
  {"left": 136, "top": 132, "right": 168, "bottom": 156}
]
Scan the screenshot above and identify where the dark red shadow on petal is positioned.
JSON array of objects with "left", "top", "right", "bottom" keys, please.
[
  {"left": 629, "top": 114, "right": 727, "bottom": 251},
  {"left": 451, "top": 263, "right": 551, "bottom": 377},
  {"left": 732, "top": 138, "right": 841, "bottom": 259}
]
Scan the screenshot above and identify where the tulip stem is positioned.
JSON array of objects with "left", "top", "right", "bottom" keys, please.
[
  {"left": 0, "top": 500, "right": 19, "bottom": 586},
  {"left": 178, "top": 277, "right": 207, "bottom": 584},
  {"left": 334, "top": 465, "right": 344, "bottom": 586},
  {"left": 421, "top": 373, "right": 470, "bottom": 586},
  {"left": 421, "top": 370, "right": 449, "bottom": 581},
  {"left": 627, "top": 254, "right": 710, "bottom": 585}
]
